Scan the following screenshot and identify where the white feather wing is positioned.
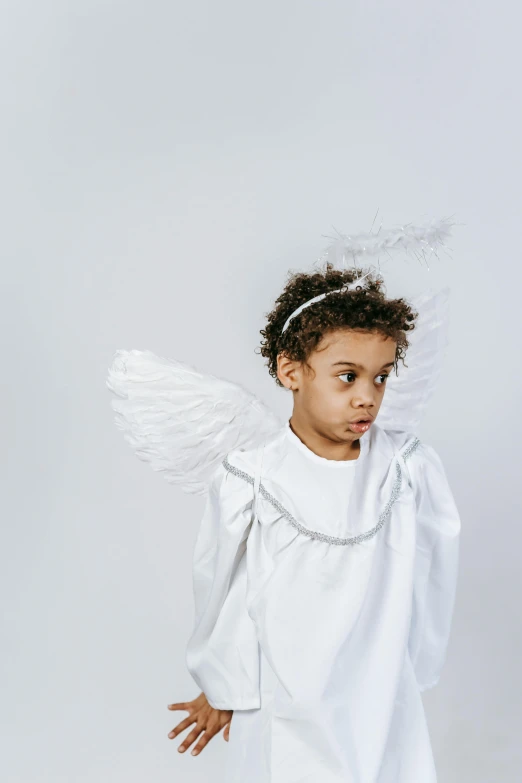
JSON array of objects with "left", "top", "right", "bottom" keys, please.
[
  {"left": 376, "top": 287, "right": 451, "bottom": 433},
  {"left": 106, "top": 349, "right": 283, "bottom": 495}
]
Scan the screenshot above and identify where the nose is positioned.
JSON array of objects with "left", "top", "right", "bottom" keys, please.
[{"left": 351, "top": 384, "right": 377, "bottom": 410}]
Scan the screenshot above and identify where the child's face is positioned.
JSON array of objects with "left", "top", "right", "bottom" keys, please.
[{"left": 277, "top": 329, "right": 396, "bottom": 443}]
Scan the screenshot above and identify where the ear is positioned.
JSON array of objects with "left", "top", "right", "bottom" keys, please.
[{"left": 276, "top": 353, "right": 301, "bottom": 390}]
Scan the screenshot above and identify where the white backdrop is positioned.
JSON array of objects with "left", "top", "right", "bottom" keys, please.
[{"left": 2, "top": 1, "right": 520, "bottom": 781}]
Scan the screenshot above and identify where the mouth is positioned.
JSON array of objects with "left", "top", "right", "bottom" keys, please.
[{"left": 348, "top": 417, "right": 373, "bottom": 434}]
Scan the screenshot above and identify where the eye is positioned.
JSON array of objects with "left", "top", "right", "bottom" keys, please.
[{"left": 338, "top": 373, "right": 389, "bottom": 385}]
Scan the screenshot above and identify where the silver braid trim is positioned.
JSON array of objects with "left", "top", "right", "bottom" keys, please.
[{"left": 222, "top": 437, "right": 421, "bottom": 547}]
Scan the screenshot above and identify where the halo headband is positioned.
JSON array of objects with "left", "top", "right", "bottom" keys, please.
[{"left": 281, "top": 272, "right": 372, "bottom": 335}]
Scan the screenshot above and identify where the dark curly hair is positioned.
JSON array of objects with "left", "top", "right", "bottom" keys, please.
[{"left": 257, "top": 263, "right": 419, "bottom": 388}]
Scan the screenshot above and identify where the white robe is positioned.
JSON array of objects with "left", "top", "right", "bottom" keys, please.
[{"left": 186, "top": 420, "right": 461, "bottom": 783}]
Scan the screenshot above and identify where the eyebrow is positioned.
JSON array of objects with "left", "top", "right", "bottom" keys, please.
[{"left": 331, "top": 361, "right": 395, "bottom": 370}]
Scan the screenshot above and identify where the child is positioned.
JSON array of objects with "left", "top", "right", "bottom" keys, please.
[{"left": 107, "top": 219, "right": 461, "bottom": 782}]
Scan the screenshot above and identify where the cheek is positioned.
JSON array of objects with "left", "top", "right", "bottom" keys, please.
[
  {"left": 306, "top": 381, "right": 340, "bottom": 407},
  {"left": 324, "top": 382, "right": 352, "bottom": 410}
]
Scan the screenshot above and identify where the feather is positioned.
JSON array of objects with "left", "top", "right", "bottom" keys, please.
[
  {"left": 376, "top": 287, "right": 451, "bottom": 432},
  {"left": 106, "top": 349, "right": 282, "bottom": 495}
]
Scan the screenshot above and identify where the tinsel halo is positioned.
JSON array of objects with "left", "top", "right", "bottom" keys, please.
[{"left": 317, "top": 214, "right": 456, "bottom": 272}]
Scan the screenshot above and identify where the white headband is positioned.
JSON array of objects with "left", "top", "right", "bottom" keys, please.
[{"left": 281, "top": 272, "right": 372, "bottom": 334}]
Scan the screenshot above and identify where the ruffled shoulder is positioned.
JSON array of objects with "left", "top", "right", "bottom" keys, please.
[
  {"left": 222, "top": 425, "right": 286, "bottom": 475},
  {"left": 376, "top": 426, "right": 420, "bottom": 457},
  {"left": 405, "top": 440, "right": 443, "bottom": 485},
  {"left": 404, "top": 440, "right": 461, "bottom": 536}
]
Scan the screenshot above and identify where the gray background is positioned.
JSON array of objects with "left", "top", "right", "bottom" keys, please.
[{"left": 2, "top": 1, "right": 520, "bottom": 781}]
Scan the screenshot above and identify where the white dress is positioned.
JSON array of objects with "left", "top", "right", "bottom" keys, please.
[{"left": 185, "top": 419, "right": 461, "bottom": 783}]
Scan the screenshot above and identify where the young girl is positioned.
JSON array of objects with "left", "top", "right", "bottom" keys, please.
[{"left": 107, "top": 221, "right": 461, "bottom": 782}]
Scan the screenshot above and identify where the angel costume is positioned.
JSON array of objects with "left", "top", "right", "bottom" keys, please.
[{"left": 106, "top": 221, "right": 461, "bottom": 783}]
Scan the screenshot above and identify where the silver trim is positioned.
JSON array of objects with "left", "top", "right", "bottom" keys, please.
[{"left": 222, "top": 438, "right": 421, "bottom": 546}]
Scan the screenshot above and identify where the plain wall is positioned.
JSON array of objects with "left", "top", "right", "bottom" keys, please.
[{"left": 2, "top": 1, "right": 521, "bottom": 781}]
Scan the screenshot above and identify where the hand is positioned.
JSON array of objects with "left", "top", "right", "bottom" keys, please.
[{"left": 167, "top": 691, "right": 233, "bottom": 755}]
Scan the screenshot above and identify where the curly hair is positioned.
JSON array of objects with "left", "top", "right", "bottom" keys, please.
[{"left": 257, "top": 263, "right": 419, "bottom": 387}]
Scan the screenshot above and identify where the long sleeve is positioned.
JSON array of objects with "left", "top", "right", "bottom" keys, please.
[
  {"left": 407, "top": 442, "right": 461, "bottom": 692},
  {"left": 185, "top": 460, "right": 261, "bottom": 710}
]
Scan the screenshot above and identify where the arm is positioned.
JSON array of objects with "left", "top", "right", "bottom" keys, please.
[
  {"left": 185, "top": 460, "right": 261, "bottom": 710},
  {"left": 407, "top": 443, "right": 461, "bottom": 692}
]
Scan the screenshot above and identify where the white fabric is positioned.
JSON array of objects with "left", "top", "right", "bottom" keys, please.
[{"left": 185, "top": 420, "right": 461, "bottom": 782}]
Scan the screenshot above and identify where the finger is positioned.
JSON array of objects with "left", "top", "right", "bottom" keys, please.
[
  {"left": 190, "top": 730, "right": 215, "bottom": 756},
  {"left": 223, "top": 722, "right": 230, "bottom": 742},
  {"left": 168, "top": 714, "right": 196, "bottom": 739},
  {"left": 168, "top": 702, "right": 190, "bottom": 711},
  {"left": 177, "top": 725, "right": 205, "bottom": 754}
]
